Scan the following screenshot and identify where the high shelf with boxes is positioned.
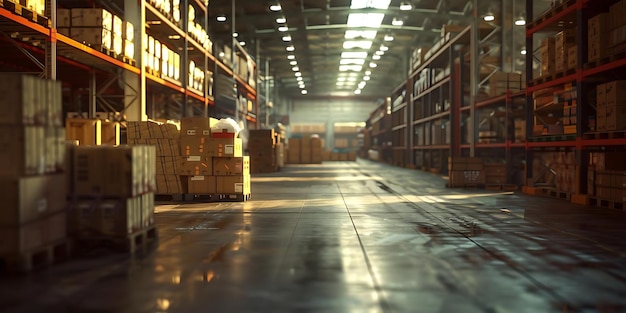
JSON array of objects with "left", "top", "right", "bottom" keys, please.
[
  {"left": 389, "top": 81, "right": 409, "bottom": 167},
  {"left": 524, "top": 0, "right": 626, "bottom": 207},
  {"left": 364, "top": 98, "right": 392, "bottom": 163},
  {"left": 409, "top": 26, "right": 472, "bottom": 174}
]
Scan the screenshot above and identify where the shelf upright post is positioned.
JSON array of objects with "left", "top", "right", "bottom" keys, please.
[
  {"left": 45, "top": 0, "right": 57, "bottom": 80},
  {"left": 470, "top": 0, "right": 479, "bottom": 157},
  {"left": 265, "top": 54, "right": 271, "bottom": 128},
  {"left": 181, "top": 1, "right": 189, "bottom": 117},
  {"left": 576, "top": 0, "right": 588, "bottom": 195},
  {"left": 124, "top": 0, "right": 146, "bottom": 121},
  {"left": 231, "top": 0, "right": 238, "bottom": 124},
  {"left": 524, "top": 0, "right": 534, "bottom": 185},
  {"left": 204, "top": 2, "right": 209, "bottom": 118},
  {"left": 449, "top": 46, "right": 457, "bottom": 159},
  {"left": 89, "top": 71, "right": 97, "bottom": 119}
]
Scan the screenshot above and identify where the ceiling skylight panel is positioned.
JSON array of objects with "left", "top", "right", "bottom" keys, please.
[
  {"left": 341, "top": 51, "right": 368, "bottom": 59},
  {"left": 340, "top": 59, "right": 366, "bottom": 65},
  {"left": 350, "top": 0, "right": 391, "bottom": 9},
  {"left": 344, "top": 30, "right": 377, "bottom": 39},
  {"left": 339, "top": 65, "right": 363, "bottom": 72},
  {"left": 343, "top": 40, "right": 373, "bottom": 49},
  {"left": 347, "top": 13, "right": 385, "bottom": 27}
]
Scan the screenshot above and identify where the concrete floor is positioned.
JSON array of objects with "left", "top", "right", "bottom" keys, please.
[{"left": 2, "top": 159, "right": 626, "bottom": 313}]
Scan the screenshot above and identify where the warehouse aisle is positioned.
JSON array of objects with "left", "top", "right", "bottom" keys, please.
[{"left": 2, "top": 159, "right": 626, "bottom": 313}]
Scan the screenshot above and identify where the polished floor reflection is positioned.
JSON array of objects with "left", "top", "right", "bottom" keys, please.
[{"left": 2, "top": 159, "right": 626, "bottom": 313}]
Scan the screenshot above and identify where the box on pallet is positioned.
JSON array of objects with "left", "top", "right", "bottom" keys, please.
[
  {"left": 0, "top": 174, "right": 66, "bottom": 226},
  {"left": 206, "top": 138, "right": 243, "bottom": 157},
  {"left": 127, "top": 121, "right": 179, "bottom": 139},
  {"left": 216, "top": 175, "right": 251, "bottom": 194},
  {"left": 130, "top": 138, "right": 179, "bottom": 156},
  {"left": 66, "top": 118, "right": 102, "bottom": 145},
  {"left": 213, "top": 156, "right": 250, "bottom": 176},
  {"left": 178, "top": 155, "right": 212, "bottom": 176},
  {"left": 187, "top": 175, "right": 216, "bottom": 194},
  {"left": 156, "top": 174, "right": 183, "bottom": 194},
  {"left": 68, "top": 196, "right": 142, "bottom": 238},
  {"left": 0, "top": 126, "right": 45, "bottom": 177},
  {"left": 156, "top": 156, "right": 179, "bottom": 175}
]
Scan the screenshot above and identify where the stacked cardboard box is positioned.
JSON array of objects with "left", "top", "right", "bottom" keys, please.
[
  {"left": 588, "top": 152, "right": 626, "bottom": 202},
  {"left": 596, "top": 80, "right": 626, "bottom": 131},
  {"left": 529, "top": 152, "right": 578, "bottom": 194},
  {"left": 588, "top": 13, "right": 610, "bottom": 61},
  {"left": 286, "top": 137, "right": 323, "bottom": 164},
  {"left": 540, "top": 37, "right": 556, "bottom": 77},
  {"left": 248, "top": 129, "right": 277, "bottom": 173},
  {"left": 179, "top": 117, "right": 248, "bottom": 196},
  {"left": 447, "top": 157, "right": 485, "bottom": 187},
  {"left": 67, "top": 145, "right": 156, "bottom": 240},
  {"left": 0, "top": 74, "right": 68, "bottom": 261},
  {"left": 555, "top": 29, "right": 576, "bottom": 72},
  {"left": 609, "top": 0, "right": 626, "bottom": 54},
  {"left": 127, "top": 121, "right": 183, "bottom": 194},
  {"left": 487, "top": 72, "right": 525, "bottom": 97},
  {"left": 483, "top": 163, "right": 507, "bottom": 185}
]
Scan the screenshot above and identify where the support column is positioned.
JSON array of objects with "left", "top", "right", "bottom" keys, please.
[
  {"left": 470, "top": 0, "right": 479, "bottom": 157},
  {"left": 124, "top": 0, "right": 146, "bottom": 121},
  {"left": 46, "top": 0, "right": 57, "bottom": 80}
]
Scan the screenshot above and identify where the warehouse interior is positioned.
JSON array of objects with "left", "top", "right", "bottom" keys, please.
[{"left": 2, "top": 0, "right": 626, "bottom": 311}]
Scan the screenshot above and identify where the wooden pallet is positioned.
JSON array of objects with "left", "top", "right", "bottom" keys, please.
[
  {"left": 589, "top": 197, "right": 624, "bottom": 211},
  {"left": 484, "top": 184, "right": 520, "bottom": 191},
  {"left": 446, "top": 183, "right": 483, "bottom": 189},
  {"left": 75, "top": 225, "right": 158, "bottom": 255},
  {"left": 583, "top": 131, "right": 626, "bottom": 140},
  {"left": 122, "top": 56, "right": 137, "bottom": 67},
  {"left": 528, "top": 134, "right": 576, "bottom": 142},
  {"left": 543, "top": 189, "right": 571, "bottom": 200},
  {"left": 0, "top": 239, "right": 71, "bottom": 273},
  {"left": 3, "top": 0, "right": 50, "bottom": 27},
  {"left": 584, "top": 50, "right": 626, "bottom": 70},
  {"left": 529, "top": 0, "right": 576, "bottom": 28},
  {"left": 156, "top": 193, "right": 251, "bottom": 202}
]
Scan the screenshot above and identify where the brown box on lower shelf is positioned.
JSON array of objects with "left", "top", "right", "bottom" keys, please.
[
  {"left": 187, "top": 175, "right": 216, "bottom": 194},
  {"left": 216, "top": 175, "right": 250, "bottom": 195}
]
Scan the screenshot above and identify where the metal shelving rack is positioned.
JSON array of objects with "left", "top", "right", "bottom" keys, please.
[
  {"left": 525, "top": 0, "right": 626, "bottom": 202},
  {"left": 364, "top": 98, "right": 392, "bottom": 164},
  {"left": 389, "top": 80, "right": 409, "bottom": 167},
  {"left": 0, "top": 0, "right": 257, "bottom": 123}
]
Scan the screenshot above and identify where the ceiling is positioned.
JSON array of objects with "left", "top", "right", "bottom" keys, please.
[{"left": 207, "top": 0, "right": 542, "bottom": 100}]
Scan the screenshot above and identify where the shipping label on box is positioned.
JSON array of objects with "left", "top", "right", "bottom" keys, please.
[{"left": 207, "top": 138, "right": 243, "bottom": 157}]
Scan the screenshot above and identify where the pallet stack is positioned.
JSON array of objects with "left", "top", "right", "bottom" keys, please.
[
  {"left": 588, "top": 152, "right": 626, "bottom": 207},
  {"left": 127, "top": 121, "right": 183, "bottom": 194},
  {"left": 67, "top": 145, "right": 157, "bottom": 253},
  {"left": 596, "top": 80, "right": 626, "bottom": 132},
  {"left": 447, "top": 157, "right": 485, "bottom": 188},
  {"left": 180, "top": 117, "right": 250, "bottom": 200},
  {"left": 0, "top": 73, "right": 69, "bottom": 271},
  {"left": 286, "top": 137, "right": 323, "bottom": 164},
  {"left": 248, "top": 129, "right": 278, "bottom": 173}
]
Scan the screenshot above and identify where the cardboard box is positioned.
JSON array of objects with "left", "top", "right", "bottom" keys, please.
[
  {"left": 187, "top": 175, "right": 216, "bottom": 194},
  {"left": 180, "top": 117, "right": 211, "bottom": 138},
  {"left": 70, "top": 27, "right": 113, "bottom": 50},
  {"left": 605, "top": 104, "right": 626, "bottom": 130},
  {"left": 104, "top": 146, "right": 146, "bottom": 197},
  {"left": 45, "top": 127, "right": 66, "bottom": 173},
  {"left": 213, "top": 156, "right": 250, "bottom": 176},
  {"left": 57, "top": 8, "right": 71, "bottom": 27},
  {"left": 0, "top": 126, "right": 45, "bottom": 177},
  {"left": 66, "top": 118, "right": 101, "bottom": 145},
  {"left": 70, "top": 8, "right": 113, "bottom": 29},
  {"left": 566, "top": 45, "right": 577, "bottom": 69},
  {"left": 215, "top": 175, "right": 250, "bottom": 194},
  {"left": 206, "top": 138, "right": 243, "bottom": 157},
  {"left": 96, "top": 196, "right": 141, "bottom": 236},
  {"left": 604, "top": 80, "right": 626, "bottom": 107},
  {"left": 126, "top": 121, "right": 178, "bottom": 139},
  {"left": 0, "top": 211, "right": 66, "bottom": 255},
  {"left": 156, "top": 175, "right": 183, "bottom": 194},
  {"left": 130, "top": 138, "right": 179, "bottom": 156},
  {"left": 178, "top": 155, "right": 212, "bottom": 176},
  {"left": 72, "top": 146, "right": 105, "bottom": 196},
  {"left": 101, "top": 121, "right": 120, "bottom": 145},
  {"left": 0, "top": 174, "right": 66, "bottom": 226},
  {"left": 156, "top": 156, "right": 179, "bottom": 175},
  {"left": 0, "top": 73, "right": 40, "bottom": 125},
  {"left": 597, "top": 83, "right": 607, "bottom": 108}
]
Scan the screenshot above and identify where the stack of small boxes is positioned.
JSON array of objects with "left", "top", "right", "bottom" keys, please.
[
  {"left": 0, "top": 74, "right": 67, "bottom": 269},
  {"left": 248, "top": 129, "right": 278, "bottom": 173},
  {"left": 447, "top": 157, "right": 485, "bottom": 187},
  {"left": 127, "top": 121, "right": 183, "bottom": 194},
  {"left": 555, "top": 29, "right": 576, "bottom": 73},
  {"left": 67, "top": 144, "right": 156, "bottom": 243},
  {"left": 540, "top": 37, "right": 556, "bottom": 77},
  {"left": 180, "top": 117, "right": 250, "bottom": 198},
  {"left": 596, "top": 80, "right": 626, "bottom": 132}
]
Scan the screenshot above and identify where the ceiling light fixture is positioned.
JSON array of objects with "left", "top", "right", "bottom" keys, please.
[
  {"left": 369, "top": 62, "right": 378, "bottom": 68},
  {"left": 372, "top": 55, "right": 381, "bottom": 60},
  {"left": 278, "top": 26, "right": 289, "bottom": 32},
  {"left": 301, "top": 90, "right": 308, "bottom": 95},
  {"left": 380, "top": 45, "right": 389, "bottom": 51},
  {"left": 292, "top": 66, "right": 300, "bottom": 71},
  {"left": 483, "top": 12, "right": 495, "bottom": 22},
  {"left": 216, "top": 15, "right": 226, "bottom": 22},
  {"left": 290, "top": 60, "right": 298, "bottom": 65},
  {"left": 392, "top": 17, "right": 404, "bottom": 26},
  {"left": 354, "top": 89, "right": 362, "bottom": 94},
  {"left": 276, "top": 16, "right": 287, "bottom": 23},
  {"left": 358, "top": 81, "right": 366, "bottom": 89},
  {"left": 520, "top": 48, "right": 527, "bottom": 55},
  {"left": 343, "top": 40, "right": 373, "bottom": 49},
  {"left": 269, "top": 3, "right": 281, "bottom": 11},
  {"left": 297, "top": 77, "right": 303, "bottom": 81},
  {"left": 239, "top": 41, "right": 246, "bottom": 46},
  {"left": 341, "top": 51, "right": 368, "bottom": 59},
  {"left": 384, "top": 35, "right": 394, "bottom": 41},
  {"left": 340, "top": 59, "right": 365, "bottom": 65},
  {"left": 295, "top": 72, "right": 302, "bottom": 77},
  {"left": 232, "top": 32, "right": 238, "bottom": 38},
  {"left": 400, "top": 1, "right": 412, "bottom": 10},
  {"left": 286, "top": 46, "right": 295, "bottom": 51},
  {"left": 375, "top": 50, "right": 384, "bottom": 56},
  {"left": 363, "top": 75, "right": 370, "bottom": 81},
  {"left": 365, "top": 70, "right": 371, "bottom": 75},
  {"left": 282, "top": 35, "right": 292, "bottom": 42},
  {"left": 515, "top": 16, "right": 526, "bottom": 26},
  {"left": 287, "top": 55, "right": 295, "bottom": 60}
]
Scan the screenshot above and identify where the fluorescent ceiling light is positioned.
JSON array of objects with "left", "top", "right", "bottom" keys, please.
[
  {"left": 520, "top": 49, "right": 527, "bottom": 55},
  {"left": 372, "top": 54, "right": 381, "bottom": 60},
  {"left": 292, "top": 66, "right": 300, "bottom": 71},
  {"left": 392, "top": 17, "right": 404, "bottom": 26},
  {"left": 380, "top": 45, "right": 389, "bottom": 51},
  {"left": 282, "top": 35, "right": 292, "bottom": 41},
  {"left": 345, "top": 30, "right": 377, "bottom": 39},
  {"left": 343, "top": 40, "right": 373, "bottom": 49},
  {"left": 295, "top": 72, "right": 302, "bottom": 77},
  {"left": 340, "top": 59, "right": 365, "bottom": 65},
  {"left": 287, "top": 55, "right": 295, "bottom": 60},
  {"left": 400, "top": 2, "right": 412, "bottom": 10},
  {"left": 483, "top": 12, "right": 495, "bottom": 22},
  {"left": 297, "top": 77, "right": 303, "bottom": 81},
  {"left": 363, "top": 75, "right": 370, "bottom": 81},
  {"left": 350, "top": 0, "right": 391, "bottom": 9},
  {"left": 299, "top": 85, "right": 305, "bottom": 89},
  {"left": 301, "top": 90, "right": 308, "bottom": 94},
  {"left": 354, "top": 89, "right": 362, "bottom": 94},
  {"left": 286, "top": 46, "right": 295, "bottom": 51},
  {"left": 278, "top": 26, "right": 289, "bottom": 32},
  {"left": 276, "top": 16, "right": 287, "bottom": 23},
  {"left": 239, "top": 41, "right": 246, "bottom": 46},
  {"left": 365, "top": 70, "right": 371, "bottom": 75},
  {"left": 347, "top": 13, "right": 385, "bottom": 27},
  {"left": 336, "top": 82, "right": 345, "bottom": 86},
  {"left": 375, "top": 50, "right": 384, "bottom": 55},
  {"left": 358, "top": 81, "right": 366, "bottom": 88},
  {"left": 339, "top": 65, "right": 363, "bottom": 71},
  {"left": 341, "top": 51, "right": 368, "bottom": 59},
  {"left": 217, "top": 15, "right": 226, "bottom": 22},
  {"left": 337, "top": 77, "right": 346, "bottom": 82},
  {"left": 269, "top": 4, "right": 281, "bottom": 11},
  {"left": 232, "top": 32, "right": 238, "bottom": 38},
  {"left": 369, "top": 62, "right": 378, "bottom": 68},
  {"left": 384, "top": 35, "right": 394, "bottom": 41},
  {"left": 515, "top": 16, "right": 526, "bottom": 26},
  {"left": 347, "top": 77, "right": 357, "bottom": 82},
  {"left": 290, "top": 60, "right": 298, "bottom": 65}
]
